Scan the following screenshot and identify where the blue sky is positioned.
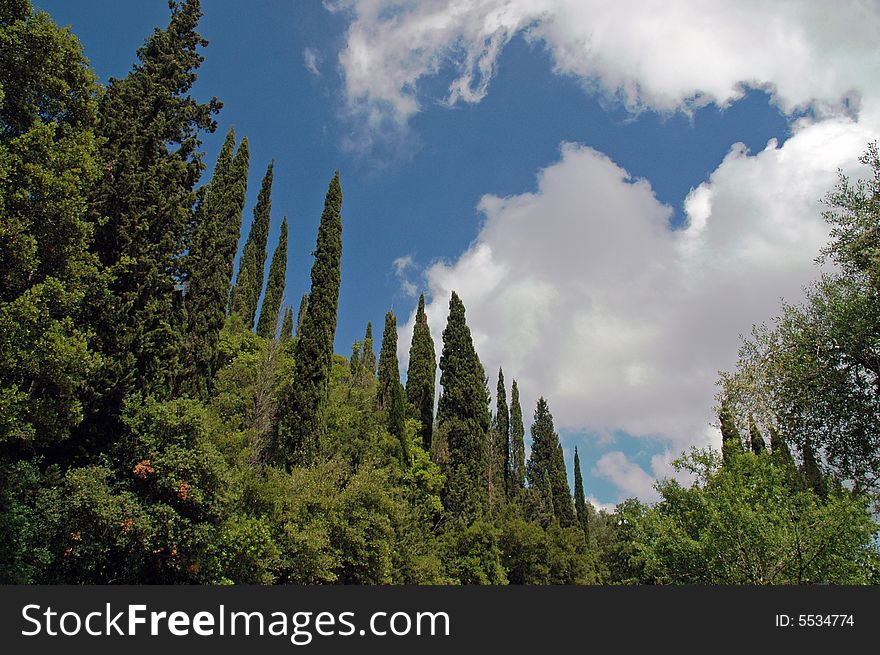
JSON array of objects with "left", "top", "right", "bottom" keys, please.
[{"left": 37, "top": 0, "right": 880, "bottom": 508}]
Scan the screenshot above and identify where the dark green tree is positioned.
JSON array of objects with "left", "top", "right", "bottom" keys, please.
[
  {"left": 437, "top": 292, "right": 490, "bottom": 518},
  {"left": 181, "top": 128, "right": 249, "bottom": 397},
  {"left": 375, "top": 311, "right": 408, "bottom": 463},
  {"left": 280, "top": 306, "right": 294, "bottom": 343},
  {"left": 573, "top": 446, "right": 589, "bottom": 538},
  {"left": 230, "top": 161, "right": 273, "bottom": 328},
  {"left": 255, "top": 216, "right": 288, "bottom": 339},
  {"left": 361, "top": 321, "right": 376, "bottom": 379},
  {"left": 349, "top": 341, "right": 362, "bottom": 381},
  {"left": 405, "top": 294, "right": 436, "bottom": 451},
  {"left": 769, "top": 424, "right": 796, "bottom": 469},
  {"left": 801, "top": 440, "right": 826, "bottom": 497},
  {"left": 748, "top": 415, "right": 766, "bottom": 455},
  {"left": 86, "top": 0, "right": 220, "bottom": 415},
  {"left": 527, "top": 397, "right": 574, "bottom": 525},
  {"left": 552, "top": 442, "right": 576, "bottom": 527},
  {"left": 509, "top": 379, "right": 526, "bottom": 491},
  {"left": 295, "top": 293, "right": 308, "bottom": 337},
  {"left": 276, "top": 172, "right": 343, "bottom": 467},
  {"left": 376, "top": 311, "right": 399, "bottom": 411},
  {"left": 489, "top": 368, "right": 509, "bottom": 505},
  {"left": 719, "top": 398, "right": 742, "bottom": 463}
]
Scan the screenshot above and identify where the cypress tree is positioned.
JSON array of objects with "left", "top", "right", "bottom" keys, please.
[
  {"left": 405, "top": 294, "right": 436, "bottom": 451},
  {"left": 377, "top": 311, "right": 407, "bottom": 462},
  {"left": 748, "top": 415, "right": 766, "bottom": 455},
  {"left": 295, "top": 293, "right": 308, "bottom": 337},
  {"left": 280, "top": 306, "right": 294, "bottom": 343},
  {"left": 801, "top": 440, "right": 826, "bottom": 497},
  {"left": 527, "top": 397, "right": 574, "bottom": 526},
  {"left": 552, "top": 442, "right": 576, "bottom": 527},
  {"left": 489, "top": 367, "right": 509, "bottom": 504},
  {"left": 230, "top": 160, "right": 273, "bottom": 328},
  {"left": 255, "top": 216, "right": 288, "bottom": 339},
  {"left": 361, "top": 321, "right": 376, "bottom": 380},
  {"left": 376, "top": 311, "right": 399, "bottom": 410},
  {"left": 573, "top": 446, "right": 589, "bottom": 538},
  {"left": 719, "top": 398, "right": 742, "bottom": 463},
  {"left": 181, "top": 128, "right": 249, "bottom": 397},
  {"left": 437, "top": 291, "right": 490, "bottom": 518},
  {"left": 509, "top": 379, "right": 526, "bottom": 491},
  {"left": 276, "top": 172, "right": 343, "bottom": 467},
  {"left": 770, "top": 424, "right": 796, "bottom": 469},
  {"left": 87, "top": 0, "right": 220, "bottom": 407},
  {"left": 349, "top": 341, "right": 362, "bottom": 381}
]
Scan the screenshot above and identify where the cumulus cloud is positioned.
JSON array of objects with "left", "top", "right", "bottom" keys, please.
[
  {"left": 334, "top": 0, "right": 880, "bottom": 128},
  {"left": 399, "top": 115, "right": 877, "bottom": 468}
]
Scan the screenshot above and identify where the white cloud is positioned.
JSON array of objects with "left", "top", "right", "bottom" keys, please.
[
  {"left": 593, "top": 452, "right": 659, "bottom": 502},
  {"left": 585, "top": 495, "right": 617, "bottom": 515},
  {"left": 393, "top": 254, "right": 415, "bottom": 275},
  {"left": 334, "top": 0, "right": 880, "bottom": 129},
  {"left": 392, "top": 254, "right": 420, "bottom": 298},
  {"left": 303, "top": 47, "right": 321, "bottom": 76}
]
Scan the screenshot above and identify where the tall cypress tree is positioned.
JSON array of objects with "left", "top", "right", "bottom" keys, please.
[
  {"left": 489, "top": 367, "right": 509, "bottom": 504},
  {"left": 349, "top": 341, "right": 362, "bottom": 381},
  {"left": 280, "top": 306, "right": 294, "bottom": 343},
  {"left": 770, "top": 424, "right": 796, "bottom": 469},
  {"left": 376, "top": 311, "right": 408, "bottom": 464},
  {"left": 719, "top": 398, "right": 742, "bottom": 463},
  {"left": 230, "top": 160, "right": 273, "bottom": 328},
  {"left": 361, "top": 321, "right": 376, "bottom": 379},
  {"left": 255, "top": 216, "right": 288, "bottom": 339},
  {"left": 552, "top": 442, "right": 576, "bottom": 527},
  {"left": 276, "top": 172, "right": 343, "bottom": 467},
  {"left": 528, "top": 398, "right": 574, "bottom": 526},
  {"left": 509, "top": 379, "right": 526, "bottom": 491},
  {"left": 376, "top": 311, "right": 399, "bottom": 410},
  {"left": 295, "top": 293, "right": 308, "bottom": 336},
  {"left": 437, "top": 291, "right": 490, "bottom": 518},
  {"left": 405, "top": 294, "right": 436, "bottom": 451},
  {"left": 573, "top": 446, "right": 589, "bottom": 538},
  {"left": 748, "top": 415, "right": 766, "bottom": 455},
  {"left": 181, "top": 128, "right": 249, "bottom": 397},
  {"left": 86, "top": 0, "right": 220, "bottom": 420}
]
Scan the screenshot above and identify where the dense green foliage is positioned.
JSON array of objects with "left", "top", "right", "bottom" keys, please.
[
  {"left": 230, "top": 161, "right": 274, "bottom": 328},
  {"left": 0, "top": 0, "right": 100, "bottom": 450},
  {"left": 1, "top": 1, "right": 876, "bottom": 586},
  {"left": 255, "top": 216, "right": 287, "bottom": 339}
]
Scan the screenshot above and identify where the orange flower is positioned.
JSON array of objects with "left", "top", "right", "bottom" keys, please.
[
  {"left": 177, "top": 481, "right": 190, "bottom": 500},
  {"left": 133, "top": 459, "right": 155, "bottom": 479}
]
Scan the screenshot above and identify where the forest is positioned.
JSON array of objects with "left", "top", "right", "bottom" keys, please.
[{"left": 1, "top": 0, "right": 878, "bottom": 585}]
